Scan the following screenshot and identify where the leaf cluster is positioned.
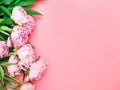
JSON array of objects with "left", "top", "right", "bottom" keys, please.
[{"left": 0, "top": 0, "right": 42, "bottom": 41}]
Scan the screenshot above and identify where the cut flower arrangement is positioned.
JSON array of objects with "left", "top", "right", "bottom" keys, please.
[{"left": 0, "top": 0, "right": 47, "bottom": 90}]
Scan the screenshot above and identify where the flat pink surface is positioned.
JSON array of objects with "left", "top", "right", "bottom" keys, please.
[{"left": 30, "top": 0, "right": 120, "bottom": 90}]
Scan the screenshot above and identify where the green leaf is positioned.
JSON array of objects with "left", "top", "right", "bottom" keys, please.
[
  {"left": 0, "top": 57, "right": 9, "bottom": 62},
  {"left": 0, "top": 35, "right": 5, "bottom": 41},
  {"left": 0, "top": 1, "right": 3, "bottom": 5},
  {"left": 4, "top": 74, "right": 20, "bottom": 84},
  {"left": 0, "top": 87, "right": 2, "bottom": 90},
  {"left": 3, "top": 87, "right": 7, "bottom": 90},
  {"left": 9, "top": 48, "right": 14, "bottom": 52},
  {"left": 24, "top": 8, "right": 43, "bottom": 16},
  {"left": 0, "top": 26, "right": 12, "bottom": 32},
  {"left": 0, "top": 66, "right": 4, "bottom": 79},
  {"left": 0, "top": 17, "right": 13, "bottom": 25},
  {"left": 2, "top": 0, "right": 14, "bottom": 5},
  {"left": 16, "top": 0, "right": 37, "bottom": 6},
  {"left": 0, "top": 62, "right": 17, "bottom": 67},
  {"left": 0, "top": 86, "right": 4, "bottom": 90},
  {"left": 0, "top": 19, "right": 4, "bottom": 23},
  {"left": 0, "top": 66, "right": 4, "bottom": 85},
  {"left": 8, "top": 8, "right": 13, "bottom": 12},
  {"left": 0, "top": 6, "right": 10, "bottom": 16},
  {"left": 9, "top": 0, "right": 20, "bottom": 7},
  {"left": 7, "top": 83, "right": 16, "bottom": 89},
  {"left": 0, "top": 80, "right": 9, "bottom": 90},
  {"left": 0, "top": 30, "right": 10, "bottom": 36}
]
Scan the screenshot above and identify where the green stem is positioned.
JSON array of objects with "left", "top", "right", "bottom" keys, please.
[
  {"left": 5, "top": 74, "right": 24, "bottom": 85},
  {"left": 8, "top": 52, "right": 14, "bottom": 56}
]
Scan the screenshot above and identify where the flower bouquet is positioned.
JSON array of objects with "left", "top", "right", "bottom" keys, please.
[{"left": 0, "top": 0, "right": 47, "bottom": 90}]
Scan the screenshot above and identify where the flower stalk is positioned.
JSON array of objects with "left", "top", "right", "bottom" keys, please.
[{"left": 4, "top": 73, "right": 24, "bottom": 85}]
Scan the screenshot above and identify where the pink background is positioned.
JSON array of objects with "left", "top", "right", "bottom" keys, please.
[{"left": 30, "top": 0, "right": 120, "bottom": 90}]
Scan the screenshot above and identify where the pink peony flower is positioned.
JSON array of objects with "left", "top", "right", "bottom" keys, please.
[
  {"left": 17, "top": 44, "right": 35, "bottom": 71},
  {"left": 7, "top": 55, "right": 20, "bottom": 77},
  {"left": 11, "top": 26, "right": 29, "bottom": 48},
  {"left": 11, "top": 6, "right": 28, "bottom": 25},
  {"left": 20, "top": 83, "right": 35, "bottom": 90},
  {"left": 0, "top": 41, "right": 8, "bottom": 58},
  {"left": 7, "top": 37, "right": 12, "bottom": 47},
  {"left": 13, "top": 25, "right": 30, "bottom": 35},
  {"left": 23, "top": 15, "right": 36, "bottom": 34},
  {"left": 27, "top": 59, "right": 47, "bottom": 81}
]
